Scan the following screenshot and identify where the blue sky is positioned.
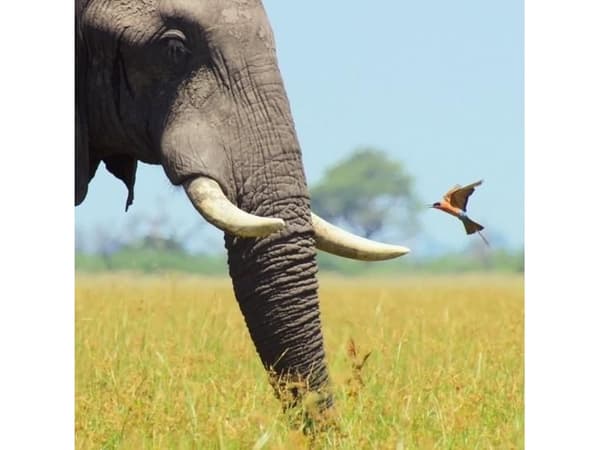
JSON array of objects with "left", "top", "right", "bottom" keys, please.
[{"left": 75, "top": 1, "right": 523, "bottom": 254}]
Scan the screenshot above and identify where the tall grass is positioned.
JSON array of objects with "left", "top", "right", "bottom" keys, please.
[{"left": 76, "top": 274, "right": 523, "bottom": 449}]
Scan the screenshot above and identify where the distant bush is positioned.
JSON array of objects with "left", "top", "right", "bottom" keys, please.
[
  {"left": 76, "top": 247, "right": 523, "bottom": 276},
  {"left": 75, "top": 250, "right": 227, "bottom": 275},
  {"left": 316, "top": 249, "right": 523, "bottom": 276}
]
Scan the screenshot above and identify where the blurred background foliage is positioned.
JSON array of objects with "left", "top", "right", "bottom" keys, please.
[{"left": 310, "top": 148, "right": 421, "bottom": 240}]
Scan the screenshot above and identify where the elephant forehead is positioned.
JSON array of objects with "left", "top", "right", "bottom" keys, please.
[
  {"left": 158, "top": 0, "right": 275, "bottom": 51},
  {"left": 82, "top": 0, "right": 276, "bottom": 55},
  {"left": 159, "top": 0, "right": 263, "bottom": 22},
  {"left": 82, "top": 0, "right": 161, "bottom": 42}
]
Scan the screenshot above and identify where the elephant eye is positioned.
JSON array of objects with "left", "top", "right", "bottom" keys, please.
[{"left": 161, "top": 30, "right": 190, "bottom": 65}]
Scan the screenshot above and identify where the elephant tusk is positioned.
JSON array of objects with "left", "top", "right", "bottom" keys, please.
[
  {"left": 184, "top": 177, "right": 285, "bottom": 237},
  {"left": 311, "top": 213, "right": 410, "bottom": 261}
]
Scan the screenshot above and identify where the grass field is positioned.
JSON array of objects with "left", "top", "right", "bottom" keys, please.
[{"left": 75, "top": 274, "right": 523, "bottom": 449}]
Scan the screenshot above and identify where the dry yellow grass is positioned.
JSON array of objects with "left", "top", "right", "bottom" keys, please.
[{"left": 75, "top": 273, "right": 523, "bottom": 449}]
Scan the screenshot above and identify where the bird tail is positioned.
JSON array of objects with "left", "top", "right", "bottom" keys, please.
[
  {"left": 463, "top": 218, "right": 490, "bottom": 246},
  {"left": 463, "top": 217, "right": 484, "bottom": 235},
  {"left": 477, "top": 231, "right": 490, "bottom": 246}
]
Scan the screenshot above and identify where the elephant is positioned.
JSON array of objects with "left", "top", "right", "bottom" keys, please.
[{"left": 76, "top": 0, "right": 410, "bottom": 417}]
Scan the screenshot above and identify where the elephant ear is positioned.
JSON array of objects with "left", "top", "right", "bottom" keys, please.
[
  {"left": 75, "top": 3, "right": 138, "bottom": 211},
  {"left": 75, "top": 102, "right": 92, "bottom": 205},
  {"left": 103, "top": 155, "right": 138, "bottom": 211},
  {"left": 75, "top": 4, "right": 91, "bottom": 206}
]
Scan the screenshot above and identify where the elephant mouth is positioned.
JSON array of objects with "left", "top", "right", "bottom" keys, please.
[{"left": 183, "top": 175, "right": 411, "bottom": 261}]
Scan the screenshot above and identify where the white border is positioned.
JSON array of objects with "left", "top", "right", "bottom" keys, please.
[
  {"left": 526, "top": 0, "right": 600, "bottom": 447},
  {"left": 1, "top": 1, "right": 73, "bottom": 448}
]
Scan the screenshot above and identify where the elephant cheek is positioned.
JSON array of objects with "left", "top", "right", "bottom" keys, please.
[{"left": 159, "top": 121, "right": 232, "bottom": 190}]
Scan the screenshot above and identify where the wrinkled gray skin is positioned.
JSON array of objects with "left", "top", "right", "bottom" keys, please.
[{"left": 76, "top": 0, "right": 331, "bottom": 410}]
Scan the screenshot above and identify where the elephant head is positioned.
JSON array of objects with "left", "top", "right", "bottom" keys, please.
[{"left": 76, "top": 0, "right": 409, "bottom": 414}]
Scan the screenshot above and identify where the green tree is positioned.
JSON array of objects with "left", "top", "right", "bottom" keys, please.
[{"left": 311, "top": 148, "right": 421, "bottom": 239}]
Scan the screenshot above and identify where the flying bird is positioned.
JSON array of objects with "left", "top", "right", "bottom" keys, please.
[{"left": 430, "top": 180, "right": 489, "bottom": 246}]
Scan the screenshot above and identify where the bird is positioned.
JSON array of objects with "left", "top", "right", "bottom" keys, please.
[{"left": 430, "top": 179, "right": 489, "bottom": 246}]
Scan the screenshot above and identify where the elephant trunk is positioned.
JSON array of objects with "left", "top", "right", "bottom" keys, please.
[
  {"left": 218, "top": 78, "right": 331, "bottom": 408},
  {"left": 225, "top": 183, "right": 332, "bottom": 411}
]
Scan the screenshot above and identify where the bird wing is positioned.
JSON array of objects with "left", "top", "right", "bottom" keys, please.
[
  {"left": 447, "top": 179, "right": 483, "bottom": 211},
  {"left": 443, "top": 185, "right": 462, "bottom": 203}
]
